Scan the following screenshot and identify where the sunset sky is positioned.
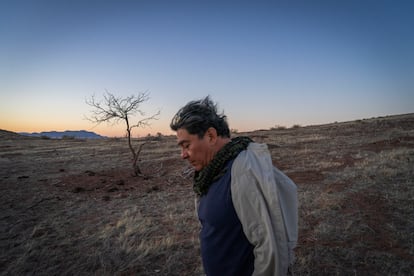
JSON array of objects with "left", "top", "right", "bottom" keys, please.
[{"left": 1, "top": 0, "right": 413, "bottom": 137}]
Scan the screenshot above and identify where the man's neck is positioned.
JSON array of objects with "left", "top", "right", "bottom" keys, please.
[{"left": 215, "top": 136, "right": 231, "bottom": 152}]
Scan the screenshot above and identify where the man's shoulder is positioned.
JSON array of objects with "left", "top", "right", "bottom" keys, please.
[
  {"left": 247, "top": 142, "right": 269, "bottom": 152},
  {"left": 232, "top": 142, "right": 273, "bottom": 174},
  {"left": 236, "top": 142, "right": 271, "bottom": 161}
]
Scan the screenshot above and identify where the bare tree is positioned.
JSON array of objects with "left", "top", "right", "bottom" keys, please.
[{"left": 86, "top": 91, "right": 160, "bottom": 176}]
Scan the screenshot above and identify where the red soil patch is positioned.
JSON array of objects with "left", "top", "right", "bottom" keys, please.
[
  {"left": 57, "top": 156, "right": 189, "bottom": 201},
  {"left": 362, "top": 136, "right": 414, "bottom": 153},
  {"left": 340, "top": 189, "right": 414, "bottom": 262},
  {"left": 324, "top": 181, "right": 349, "bottom": 193},
  {"left": 287, "top": 170, "right": 325, "bottom": 184},
  {"left": 57, "top": 168, "right": 162, "bottom": 200}
]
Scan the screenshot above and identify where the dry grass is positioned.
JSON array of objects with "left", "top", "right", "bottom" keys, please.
[{"left": 1, "top": 113, "right": 414, "bottom": 275}]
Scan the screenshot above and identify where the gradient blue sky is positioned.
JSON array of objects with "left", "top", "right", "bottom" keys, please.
[{"left": 1, "top": 0, "right": 413, "bottom": 137}]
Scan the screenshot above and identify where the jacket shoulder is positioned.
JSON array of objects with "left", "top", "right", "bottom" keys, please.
[{"left": 233, "top": 143, "right": 273, "bottom": 173}]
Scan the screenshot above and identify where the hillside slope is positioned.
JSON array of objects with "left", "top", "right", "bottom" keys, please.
[{"left": 0, "top": 113, "right": 413, "bottom": 275}]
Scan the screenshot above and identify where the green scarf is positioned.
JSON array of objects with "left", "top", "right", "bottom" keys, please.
[{"left": 193, "top": 136, "right": 253, "bottom": 196}]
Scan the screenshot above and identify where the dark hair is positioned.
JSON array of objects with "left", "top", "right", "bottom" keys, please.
[{"left": 170, "top": 96, "right": 230, "bottom": 138}]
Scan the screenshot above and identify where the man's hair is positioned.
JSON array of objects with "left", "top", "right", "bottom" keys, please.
[{"left": 170, "top": 96, "right": 231, "bottom": 138}]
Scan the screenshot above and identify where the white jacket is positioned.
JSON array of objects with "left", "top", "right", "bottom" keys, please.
[{"left": 231, "top": 143, "right": 298, "bottom": 276}]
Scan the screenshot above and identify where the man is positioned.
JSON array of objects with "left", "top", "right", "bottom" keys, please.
[{"left": 170, "top": 96, "right": 298, "bottom": 276}]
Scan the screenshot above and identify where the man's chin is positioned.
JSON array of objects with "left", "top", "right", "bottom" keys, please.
[{"left": 192, "top": 164, "right": 202, "bottom": 171}]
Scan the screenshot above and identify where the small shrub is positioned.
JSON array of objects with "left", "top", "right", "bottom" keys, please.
[{"left": 271, "top": 125, "right": 286, "bottom": 130}]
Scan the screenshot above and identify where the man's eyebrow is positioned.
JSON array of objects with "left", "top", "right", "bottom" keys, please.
[{"left": 177, "top": 139, "right": 189, "bottom": 146}]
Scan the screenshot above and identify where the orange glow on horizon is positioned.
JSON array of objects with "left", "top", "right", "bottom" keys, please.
[
  {"left": 1, "top": 114, "right": 308, "bottom": 138},
  {"left": 0, "top": 118, "right": 175, "bottom": 138}
]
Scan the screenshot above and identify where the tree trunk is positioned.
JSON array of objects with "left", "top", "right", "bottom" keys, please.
[
  {"left": 132, "top": 142, "right": 148, "bottom": 176},
  {"left": 132, "top": 151, "right": 142, "bottom": 176},
  {"left": 125, "top": 116, "right": 142, "bottom": 176}
]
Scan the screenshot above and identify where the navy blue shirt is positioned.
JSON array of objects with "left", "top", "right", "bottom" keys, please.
[{"left": 198, "top": 160, "right": 254, "bottom": 276}]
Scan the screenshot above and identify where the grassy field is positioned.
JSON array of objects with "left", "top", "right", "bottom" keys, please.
[{"left": 1, "top": 113, "right": 413, "bottom": 275}]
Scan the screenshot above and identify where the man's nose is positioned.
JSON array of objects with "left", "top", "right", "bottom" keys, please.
[{"left": 181, "top": 149, "right": 188, "bottom": 159}]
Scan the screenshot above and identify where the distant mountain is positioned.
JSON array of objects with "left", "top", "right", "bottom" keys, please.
[{"left": 19, "top": 130, "right": 106, "bottom": 139}]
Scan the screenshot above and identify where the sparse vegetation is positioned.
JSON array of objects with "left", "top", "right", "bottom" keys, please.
[
  {"left": 0, "top": 113, "right": 413, "bottom": 275},
  {"left": 271, "top": 125, "right": 287, "bottom": 130}
]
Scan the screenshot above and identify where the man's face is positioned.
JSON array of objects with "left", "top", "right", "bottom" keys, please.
[{"left": 176, "top": 128, "right": 214, "bottom": 171}]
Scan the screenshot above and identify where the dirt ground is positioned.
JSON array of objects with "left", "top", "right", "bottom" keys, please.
[{"left": 1, "top": 113, "right": 413, "bottom": 275}]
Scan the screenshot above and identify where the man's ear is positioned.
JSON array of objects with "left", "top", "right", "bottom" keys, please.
[{"left": 205, "top": 127, "right": 218, "bottom": 144}]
